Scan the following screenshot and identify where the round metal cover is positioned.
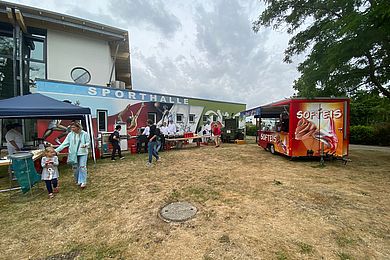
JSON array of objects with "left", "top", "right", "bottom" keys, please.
[{"left": 159, "top": 202, "right": 197, "bottom": 222}]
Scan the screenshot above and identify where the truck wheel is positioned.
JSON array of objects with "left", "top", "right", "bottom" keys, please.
[{"left": 269, "top": 144, "right": 275, "bottom": 154}]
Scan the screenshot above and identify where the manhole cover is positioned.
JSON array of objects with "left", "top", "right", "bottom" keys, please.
[{"left": 159, "top": 202, "right": 197, "bottom": 222}]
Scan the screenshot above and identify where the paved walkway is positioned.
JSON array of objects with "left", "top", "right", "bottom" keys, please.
[{"left": 350, "top": 144, "right": 390, "bottom": 152}]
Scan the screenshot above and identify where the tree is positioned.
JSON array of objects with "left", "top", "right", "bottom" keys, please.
[
  {"left": 350, "top": 90, "right": 390, "bottom": 125},
  {"left": 253, "top": 0, "right": 390, "bottom": 99}
]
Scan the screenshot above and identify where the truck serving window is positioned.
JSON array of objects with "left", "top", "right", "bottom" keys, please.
[{"left": 261, "top": 118, "right": 278, "bottom": 131}]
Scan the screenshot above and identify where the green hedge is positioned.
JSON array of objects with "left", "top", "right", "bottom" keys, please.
[
  {"left": 246, "top": 124, "right": 258, "bottom": 136},
  {"left": 350, "top": 125, "right": 375, "bottom": 144},
  {"left": 350, "top": 124, "right": 390, "bottom": 146},
  {"left": 374, "top": 123, "right": 390, "bottom": 146}
]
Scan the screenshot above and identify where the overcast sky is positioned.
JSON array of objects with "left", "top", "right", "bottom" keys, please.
[{"left": 8, "top": 0, "right": 302, "bottom": 109}]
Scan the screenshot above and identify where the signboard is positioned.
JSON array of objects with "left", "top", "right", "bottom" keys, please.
[{"left": 291, "top": 102, "right": 346, "bottom": 157}]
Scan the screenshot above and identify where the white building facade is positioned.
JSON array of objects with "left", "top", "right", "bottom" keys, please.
[{"left": 0, "top": 1, "right": 132, "bottom": 143}]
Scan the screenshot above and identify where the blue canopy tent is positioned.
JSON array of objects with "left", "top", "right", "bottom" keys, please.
[
  {"left": 0, "top": 93, "right": 96, "bottom": 163},
  {"left": 0, "top": 93, "right": 90, "bottom": 118}
]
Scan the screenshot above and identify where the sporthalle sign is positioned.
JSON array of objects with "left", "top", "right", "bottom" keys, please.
[
  {"left": 87, "top": 87, "right": 189, "bottom": 104},
  {"left": 35, "top": 80, "right": 189, "bottom": 105},
  {"left": 296, "top": 109, "right": 342, "bottom": 120}
]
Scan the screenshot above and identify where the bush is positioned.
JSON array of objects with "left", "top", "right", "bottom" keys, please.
[
  {"left": 373, "top": 123, "right": 390, "bottom": 146},
  {"left": 350, "top": 125, "right": 375, "bottom": 145},
  {"left": 350, "top": 124, "right": 390, "bottom": 146},
  {"left": 245, "top": 124, "right": 258, "bottom": 136}
]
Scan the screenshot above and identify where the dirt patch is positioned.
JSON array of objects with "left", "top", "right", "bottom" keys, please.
[{"left": 0, "top": 143, "right": 389, "bottom": 259}]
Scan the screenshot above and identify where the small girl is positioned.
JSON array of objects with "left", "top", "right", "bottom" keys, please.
[{"left": 41, "top": 147, "right": 60, "bottom": 198}]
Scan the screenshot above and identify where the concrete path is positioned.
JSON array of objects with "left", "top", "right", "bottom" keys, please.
[{"left": 350, "top": 144, "right": 390, "bottom": 153}]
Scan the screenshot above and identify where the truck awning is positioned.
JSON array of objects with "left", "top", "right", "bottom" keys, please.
[{"left": 240, "top": 104, "right": 288, "bottom": 118}]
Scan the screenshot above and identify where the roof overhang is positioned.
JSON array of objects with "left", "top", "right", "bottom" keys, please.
[
  {"left": 0, "top": 1, "right": 127, "bottom": 39},
  {"left": 241, "top": 97, "right": 350, "bottom": 119}
]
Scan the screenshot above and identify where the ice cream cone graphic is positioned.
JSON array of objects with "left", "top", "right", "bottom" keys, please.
[
  {"left": 275, "top": 134, "right": 288, "bottom": 154},
  {"left": 302, "top": 137, "right": 320, "bottom": 152},
  {"left": 295, "top": 118, "right": 320, "bottom": 154},
  {"left": 313, "top": 118, "right": 338, "bottom": 154}
]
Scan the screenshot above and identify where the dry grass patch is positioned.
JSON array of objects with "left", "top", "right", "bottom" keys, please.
[{"left": 0, "top": 143, "right": 389, "bottom": 259}]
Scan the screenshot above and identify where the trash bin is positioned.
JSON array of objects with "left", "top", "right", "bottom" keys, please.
[{"left": 131, "top": 144, "right": 137, "bottom": 154}]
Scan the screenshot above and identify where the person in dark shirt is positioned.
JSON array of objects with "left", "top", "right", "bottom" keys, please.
[
  {"left": 111, "top": 125, "right": 125, "bottom": 161},
  {"left": 146, "top": 119, "right": 159, "bottom": 167},
  {"left": 281, "top": 112, "right": 289, "bottom": 132}
]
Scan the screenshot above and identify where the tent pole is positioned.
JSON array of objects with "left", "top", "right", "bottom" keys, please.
[
  {"left": 84, "top": 115, "right": 91, "bottom": 159},
  {"left": 89, "top": 115, "right": 96, "bottom": 164},
  {"left": 84, "top": 114, "right": 90, "bottom": 138},
  {"left": 84, "top": 115, "right": 95, "bottom": 165}
]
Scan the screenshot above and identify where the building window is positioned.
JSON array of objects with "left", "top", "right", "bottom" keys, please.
[
  {"left": 148, "top": 112, "right": 157, "bottom": 124},
  {"left": 24, "top": 33, "right": 46, "bottom": 84},
  {"left": 0, "top": 28, "right": 15, "bottom": 99},
  {"left": 0, "top": 34, "right": 13, "bottom": 56},
  {"left": 176, "top": 113, "right": 183, "bottom": 123},
  {"left": 213, "top": 115, "right": 218, "bottom": 122},
  {"left": 97, "top": 110, "right": 107, "bottom": 132},
  {"left": 189, "top": 114, "right": 195, "bottom": 123},
  {"left": 0, "top": 22, "right": 47, "bottom": 99},
  {"left": 203, "top": 115, "right": 208, "bottom": 122},
  {"left": 71, "top": 67, "right": 91, "bottom": 84},
  {"left": 28, "top": 61, "right": 45, "bottom": 81}
]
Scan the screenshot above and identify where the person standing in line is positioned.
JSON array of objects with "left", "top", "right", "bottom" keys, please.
[
  {"left": 167, "top": 120, "right": 177, "bottom": 136},
  {"left": 212, "top": 122, "right": 222, "bottom": 148},
  {"left": 142, "top": 123, "right": 150, "bottom": 136},
  {"left": 201, "top": 120, "right": 212, "bottom": 144},
  {"left": 41, "top": 147, "right": 60, "bottom": 198},
  {"left": 55, "top": 121, "right": 90, "bottom": 189},
  {"left": 146, "top": 119, "right": 159, "bottom": 167},
  {"left": 5, "top": 123, "right": 24, "bottom": 155},
  {"left": 159, "top": 122, "right": 169, "bottom": 151},
  {"left": 137, "top": 122, "right": 150, "bottom": 153},
  {"left": 110, "top": 125, "right": 125, "bottom": 161}
]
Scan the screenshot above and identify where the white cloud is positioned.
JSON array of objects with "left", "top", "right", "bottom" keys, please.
[
  {"left": 108, "top": 0, "right": 182, "bottom": 38},
  {"left": 7, "top": 0, "right": 302, "bottom": 108}
]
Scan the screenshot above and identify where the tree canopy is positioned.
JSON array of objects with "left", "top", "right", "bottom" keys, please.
[
  {"left": 350, "top": 90, "right": 390, "bottom": 125},
  {"left": 253, "top": 0, "right": 390, "bottom": 99}
]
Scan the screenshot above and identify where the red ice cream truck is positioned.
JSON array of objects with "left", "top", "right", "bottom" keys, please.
[{"left": 256, "top": 98, "right": 350, "bottom": 158}]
